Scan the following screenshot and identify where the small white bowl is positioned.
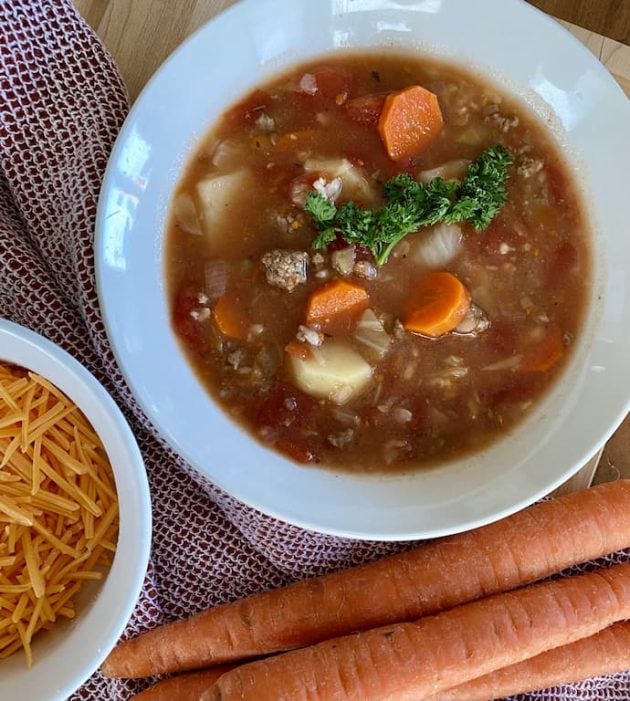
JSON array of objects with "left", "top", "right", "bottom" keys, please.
[
  {"left": 96, "top": 0, "right": 630, "bottom": 540},
  {"left": 0, "top": 319, "right": 151, "bottom": 701}
]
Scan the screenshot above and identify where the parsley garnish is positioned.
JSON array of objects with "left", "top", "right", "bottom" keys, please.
[{"left": 305, "top": 145, "right": 513, "bottom": 265}]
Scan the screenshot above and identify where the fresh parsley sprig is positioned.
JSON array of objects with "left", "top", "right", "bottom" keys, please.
[{"left": 305, "top": 145, "right": 513, "bottom": 266}]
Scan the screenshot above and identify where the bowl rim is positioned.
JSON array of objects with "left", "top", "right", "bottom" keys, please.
[
  {"left": 95, "top": 0, "right": 630, "bottom": 541},
  {"left": 0, "top": 319, "right": 151, "bottom": 700}
]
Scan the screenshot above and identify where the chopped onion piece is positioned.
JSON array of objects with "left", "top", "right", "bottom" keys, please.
[
  {"left": 354, "top": 309, "right": 391, "bottom": 358},
  {"left": 313, "top": 176, "right": 343, "bottom": 203},
  {"left": 454, "top": 303, "right": 490, "bottom": 336},
  {"left": 331, "top": 407, "right": 359, "bottom": 425},
  {"left": 172, "top": 193, "right": 201, "bottom": 236},
  {"left": 204, "top": 260, "right": 227, "bottom": 300},
  {"left": 296, "top": 325, "right": 323, "bottom": 347},
  {"left": 211, "top": 139, "right": 246, "bottom": 169},
  {"left": 331, "top": 246, "right": 356, "bottom": 276},
  {"left": 255, "top": 113, "right": 275, "bottom": 132},
  {"left": 353, "top": 261, "right": 377, "bottom": 280},
  {"left": 411, "top": 223, "right": 462, "bottom": 268},
  {"left": 299, "top": 73, "right": 318, "bottom": 95},
  {"left": 291, "top": 179, "right": 311, "bottom": 208},
  {"left": 393, "top": 407, "right": 413, "bottom": 423},
  {"left": 482, "top": 355, "right": 522, "bottom": 372},
  {"left": 384, "top": 439, "right": 409, "bottom": 465}
]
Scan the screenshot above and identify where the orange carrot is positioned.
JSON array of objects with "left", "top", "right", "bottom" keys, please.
[
  {"left": 213, "top": 295, "right": 248, "bottom": 340},
  {"left": 305, "top": 279, "right": 369, "bottom": 332},
  {"left": 378, "top": 85, "right": 443, "bottom": 160},
  {"left": 101, "top": 481, "right": 630, "bottom": 679},
  {"left": 431, "top": 621, "right": 630, "bottom": 701},
  {"left": 522, "top": 325, "right": 565, "bottom": 372},
  {"left": 404, "top": 271, "right": 470, "bottom": 337},
  {"left": 207, "top": 564, "right": 630, "bottom": 701},
  {"left": 133, "top": 666, "right": 234, "bottom": 701}
]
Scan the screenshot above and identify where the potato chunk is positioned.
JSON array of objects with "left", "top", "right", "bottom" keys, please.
[
  {"left": 196, "top": 170, "right": 250, "bottom": 235},
  {"left": 289, "top": 340, "right": 372, "bottom": 404}
]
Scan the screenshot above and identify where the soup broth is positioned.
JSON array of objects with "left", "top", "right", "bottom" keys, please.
[{"left": 166, "top": 52, "right": 589, "bottom": 472}]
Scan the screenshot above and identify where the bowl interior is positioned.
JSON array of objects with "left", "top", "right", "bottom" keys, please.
[
  {"left": 96, "top": 0, "right": 630, "bottom": 540},
  {"left": 0, "top": 320, "right": 151, "bottom": 701}
]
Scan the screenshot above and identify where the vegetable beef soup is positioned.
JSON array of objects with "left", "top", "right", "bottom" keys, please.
[{"left": 166, "top": 52, "right": 590, "bottom": 472}]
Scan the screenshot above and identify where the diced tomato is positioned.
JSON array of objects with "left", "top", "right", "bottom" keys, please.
[
  {"left": 172, "top": 285, "right": 205, "bottom": 347},
  {"left": 284, "top": 340, "right": 311, "bottom": 360},
  {"left": 379, "top": 155, "right": 416, "bottom": 179},
  {"left": 310, "top": 67, "right": 352, "bottom": 101},
  {"left": 345, "top": 93, "right": 387, "bottom": 126},
  {"left": 326, "top": 236, "right": 351, "bottom": 253},
  {"left": 486, "top": 321, "right": 518, "bottom": 356},
  {"left": 325, "top": 236, "right": 373, "bottom": 261},
  {"left": 256, "top": 383, "right": 315, "bottom": 430},
  {"left": 255, "top": 384, "right": 318, "bottom": 464},
  {"left": 545, "top": 163, "right": 567, "bottom": 207},
  {"left": 547, "top": 241, "right": 579, "bottom": 289},
  {"left": 276, "top": 435, "right": 316, "bottom": 464},
  {"left": 225, "top": 89, "right": 270, "bottom": 125},
  {"left": 521, "top": 325, "right": 564, "bottom": 373},
  {"left": 487, "top": 379, "right": 535, "bottom": 410}
]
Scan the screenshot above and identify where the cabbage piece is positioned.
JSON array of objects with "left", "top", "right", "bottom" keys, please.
[
  {"left": 354, "top": 309, "right": 391, "bottom": 359},
  {"left": 410, "top": 223, "right": 462, "bottom": 268}
]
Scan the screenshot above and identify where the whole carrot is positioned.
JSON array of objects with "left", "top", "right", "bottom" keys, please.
[
  {"left": 102, "top": 481, "right": 630, "bottom": 679},
  {"left": 430, "top": 621, "right": 630, "bottom": 701},
  {"left": 206, "top": 564, "right": 630, "bottom": 701},
  {"left": 132, "top": 666, "right": 234, "bottom": 701}
]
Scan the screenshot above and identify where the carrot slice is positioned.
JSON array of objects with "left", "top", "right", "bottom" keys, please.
[
  {"left": 404, "top": 272, "right": 470, "bottom": 337},
  {"left": 305, "top": 280, "right": 369, "bottom": 332},
  {"left": 522, "top": 326, "right": 564, "bottom": 373},
  {"left": 378, "top": 85, "right": 444, "bottom": 160},
  {"left": 213, "top": 296, "right": 248, "bottom": 340}
]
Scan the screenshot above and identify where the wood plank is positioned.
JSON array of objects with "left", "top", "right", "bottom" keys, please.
[
  {"left": 527, "top": 0, "right": 630, "bottom": 45},
  {"left": 552, "top": 450, "right": 602, "bottom": 497},
  {"left": 73, "top": 2, "right": 630, "bottom": 103},
  {"left": 74, "top": 0, "right": 214, "bottom": 101},
  {"left": 596, "top": 416, "right": 630, "bottom": 485}
]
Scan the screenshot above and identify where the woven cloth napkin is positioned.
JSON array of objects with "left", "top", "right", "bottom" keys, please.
[{"left": 0, "top": 1, "right": 628, "bottom": 699}]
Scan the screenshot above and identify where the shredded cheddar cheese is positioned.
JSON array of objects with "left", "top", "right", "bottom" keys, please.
[{"left": 0, "top": 363, "right": 119, "bottom": 666}]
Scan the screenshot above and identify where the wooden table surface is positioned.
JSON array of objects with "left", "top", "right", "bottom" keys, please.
[
  {"left": 72, "top": 0, "right": 630, "bottom": 492},
  {"left": 75, "top": 0, "right": 630, "bottom": 102}
]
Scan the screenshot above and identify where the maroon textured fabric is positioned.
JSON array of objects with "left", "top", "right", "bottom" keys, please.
[{"left": 0, "top": 1, "right": 628, "bottom": 699}]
